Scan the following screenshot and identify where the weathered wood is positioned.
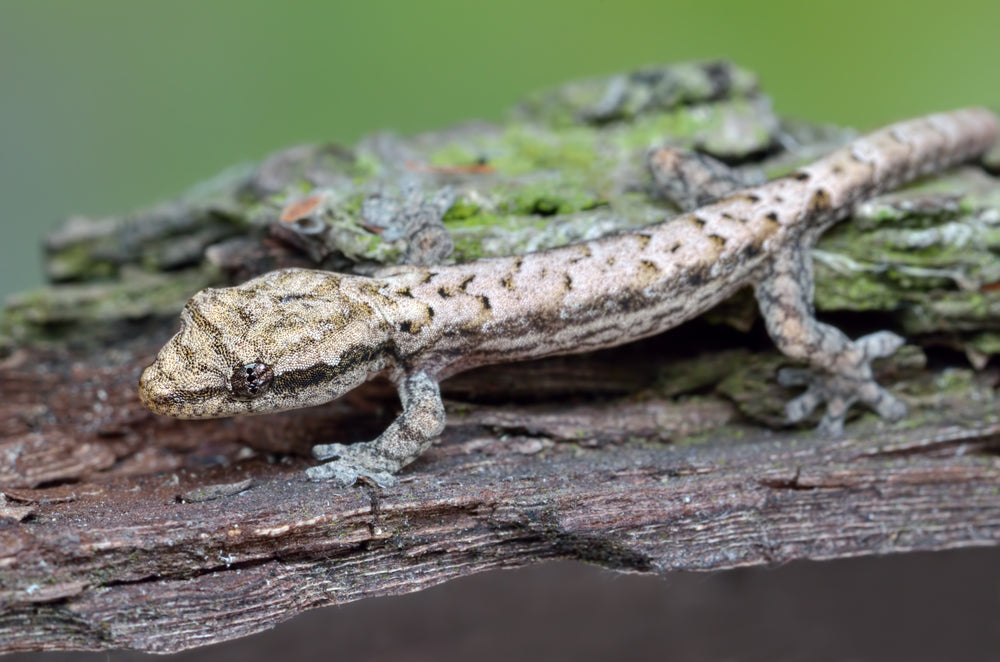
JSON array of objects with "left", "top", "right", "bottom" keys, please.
[
  {"left": 1, "top": 334, "right": 999, "bottom": 653},
  {"left": 1, "top": 61, "right": 999, "bottom": 654}
]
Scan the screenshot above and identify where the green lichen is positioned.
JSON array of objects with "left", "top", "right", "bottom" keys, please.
[
  {"left": 969, "top": 332, "right": 1000, "bottom": 355},
  {"left": 715, "top": 353, "right": 790, "bottom": 427},
  {"left": 443, "top": 209, "right": 506, "bottom": 231},
  {"left": 338, "top": 192, "right": 367, "bottom": 219},
  {"left": 813, "top": 264, "right": 903, "bottom": 311},
  {"left": 901, "top": 291, "right": 1000, "bottom": 335},
  {"left": 46, "top": 241, "right": 118, "bottom": 281},
  {"left": 1, "top": 268, "right": 216, "bottom": 345},
  {"left": 449, "top": 214, "right": 549, "bottom": 260},
  {"left": 348, "top": 152, "right": 381, "bottom": 181},
  {"left": 490, "top": 125, "right": 599, "bottom": 177},
  {"left": 653, "top": 349, "right": 754, "bottom": 398},
  {"left": 612, "top": 98, "right": 775, "bottom": 157},
  {"left": 428, "top": 143, "right": 480, "bottom": 168},
  {"left": 934, "top": 368, "right": 976, "bottom": 394},
  {"left": 612, "top": 106, "right": 706, "bottom": 151},
  {"left": 441, "top": 197, "right": 482, "bottom": 223},
  {"left": 515, "top": 60, "right": 760, "bottom": 128},
  {"left": 497, "top": 178, "right": 606, "bottom": 216},
  {"left": 325, "top": 215, "right": 403, "bottom": 264}
]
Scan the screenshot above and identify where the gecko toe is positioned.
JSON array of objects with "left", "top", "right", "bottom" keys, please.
[
  {"left": 783, "top": 369, "right": 904, "bottom": 434},
  {"left": 817, "top": 411, "right": 846, "bottom": 437},
  {"left": 305, "top": 461, "right": 358, "bottom": 486},
  {"left": 866, "top": 387, "right": 907, "bottom": 421},
  {"left": 312, "top": 443, "right": 349, "bottom": 461},
  {"left": 855, "top": 331, "right": 906, "bottom": 360},
  {"left": 777, "top": 367, "right": 812, "bottom": 388},
  {"left": 308, "top": 441, "right": 401, "bottom": 487},
  {"left": 785, "top": 387, "right": 823, "bottom": 422},
  {"left": 305, "top": 460, "right": 398, "bottom": 488}
]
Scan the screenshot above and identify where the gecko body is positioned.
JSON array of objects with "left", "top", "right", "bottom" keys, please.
[{"left": 139, "top": 108, "right": 999, "bottom": 486}]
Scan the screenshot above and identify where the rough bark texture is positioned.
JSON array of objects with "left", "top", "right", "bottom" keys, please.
[{"left": 1, "top": 61, "right": 999, "bottom": 654}]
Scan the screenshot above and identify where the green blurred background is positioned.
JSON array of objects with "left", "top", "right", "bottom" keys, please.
[{"left": 2, "top": 1, "right": 1000, "bottom": 300}]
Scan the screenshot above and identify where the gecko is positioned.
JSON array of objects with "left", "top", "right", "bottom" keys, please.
[{"left": 138, "top": 108, "right": 999, "bottom": 487}]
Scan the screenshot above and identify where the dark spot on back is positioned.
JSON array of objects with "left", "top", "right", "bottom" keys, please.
[
  {"left": 793, "top": 171, "right": 810, "bottom": 181},
  {"left": 708, "top": 234, "right": 727, "bottom": 248},
  {"left": 438, "top": 287, "right": 452, "bottom": 298},
  {"left": 765, "top": 211, "right": 779, "bottom": 222},
  {"left": 501, "top": 275, "right": 515, "bottom": 290},
  {"left": 808, "top": 188, "right": 832, "bottom": 213},
  {"left": 399, "top": 321, "right": 414, "bottom": 333},
  {"left": 478, "top": 295, "right": 491, "bottom": 310},
  {"left": 569, "top": 245, "right": 593, "bottom": 263},
  {"left": 563, "top": 274, "right": 573, "bottom": 290},
  {"left": 692, "top": 217, "right": 707, "bottom": 228},
  {"left": 686, "top": 269, "right": 706, "bottom": 287},
  {"left": 458, "top": 275, "right": 475, "bottom": 291},
  {"left": 640, "top": 259, "right": 659, "bottom": 274},
  {"left": 717, "top": 192, "right": 762, "bottom": 207}
]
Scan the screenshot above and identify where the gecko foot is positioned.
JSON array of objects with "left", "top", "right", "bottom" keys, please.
[
  {"left": 778, "top": 331, "right": 908, "bottom": 436},
  {"left": 307, "top": 443, "right": 398, "bottom": 488}
]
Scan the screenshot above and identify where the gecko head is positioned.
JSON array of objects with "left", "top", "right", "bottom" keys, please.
[{"left": 139, "top": 269, "right": 393, "bottom": 419}]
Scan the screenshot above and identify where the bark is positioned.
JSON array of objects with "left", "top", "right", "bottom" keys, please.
[{"left": 1, "top": 60, "right": 999, "bottom": 654}]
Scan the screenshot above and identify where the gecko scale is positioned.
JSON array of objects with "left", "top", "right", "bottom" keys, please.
[{"left": 139, "top": 108, "right": 999, "bottom": 487}]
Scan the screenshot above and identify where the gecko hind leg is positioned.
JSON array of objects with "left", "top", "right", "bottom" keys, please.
[
  {"left": 306, "top": 370, "right": 446, "bottom": 487},
  {"left": 754, "top": 250, "right": 907, "bottom": 436}
]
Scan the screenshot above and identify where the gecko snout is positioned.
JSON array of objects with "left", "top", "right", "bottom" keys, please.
[
  {"left": 137, "top": 363, "right": 183, "bottom": 415},
  {"left": 137, "top": 360, "right": 223, "bottom": 419}
]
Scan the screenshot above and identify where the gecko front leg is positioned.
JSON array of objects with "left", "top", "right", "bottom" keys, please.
[
  {"left": 306, "top": 370, "right": 446, "bottom": 487},
  {"left": 754, "top": 246, "right": 907, "bottom": 435}
]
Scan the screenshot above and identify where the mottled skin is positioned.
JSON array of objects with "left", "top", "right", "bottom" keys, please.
[{"left": 139, "top": 108, "right": 999, "bottom": 487}]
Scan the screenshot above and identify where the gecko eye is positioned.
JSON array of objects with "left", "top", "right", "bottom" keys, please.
[{"left": 230, "top": 362, "right": 273, "bottom": 400}]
